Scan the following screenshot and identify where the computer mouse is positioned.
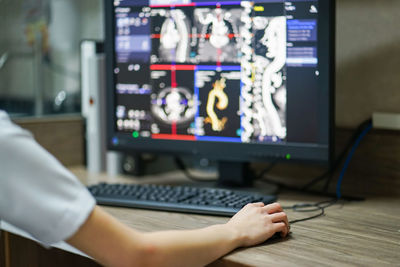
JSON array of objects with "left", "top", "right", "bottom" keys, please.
[{"left": 270, "top": 231, "right": 291, "bottom": 241}]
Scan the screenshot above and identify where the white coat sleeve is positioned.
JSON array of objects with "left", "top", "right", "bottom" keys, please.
[{"left": 0, "top": 111, "right": 95, "bottom": 246}]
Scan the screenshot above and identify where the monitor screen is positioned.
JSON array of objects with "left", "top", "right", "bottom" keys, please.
[{"left": 105, "top": 0, "right": 335, "bottom": 166}]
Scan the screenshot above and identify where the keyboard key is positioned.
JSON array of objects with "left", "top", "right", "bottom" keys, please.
[{"left": 88, "top": 183, "right": 277, "bottom": 216}]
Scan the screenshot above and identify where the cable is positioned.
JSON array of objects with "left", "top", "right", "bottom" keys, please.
[
  {"left": 323, "top": 118, "right": 373, "bottom": 192},
  {"left": 253, "top": 119, "right": 372, "bottom": 226},
  {"left": 336, "top": 122, "right": 372, "bottom": 199},
  {"left": 174, "top": 157, "right": 217, "bottom": 183},
  {"left": 284, "top": 199, "right": 338, "bottom": 225},
  {"left": 263, "top": 120, "right": 372, "bottom": 224},
  {"left": 176, "top": 117, "right": 372, "bottom": 222},
  {"left": 289, "top": 209, "right": 324, "bottom": 224},
  {"left": 258, "top": 172, "right": 365, "bottom": 201},
  {"left": 266, "top": 119, "right": 372, "bottom": 224},
  {"left": 255, "top": 160, "right": 278, "bottom": 180},
  {"left": 302, "top": 118, "right": 373, "bottom": 191},
  {"left": 300, "top": 170, "right": 331, "bottom": 191},
  {"left": 175, "top": 156, "right": 340, "bottom": 224},
  {"left": 322, "top": 172, "right": 334, "bottom": 192}
]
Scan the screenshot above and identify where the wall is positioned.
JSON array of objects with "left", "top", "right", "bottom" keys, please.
[{"left": 336, "top": 0, "right": 400, "bottom": 127}]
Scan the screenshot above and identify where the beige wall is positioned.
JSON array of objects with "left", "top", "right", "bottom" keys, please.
[{"left": 336, "top": 0, "right": 400, "bottom": 127}]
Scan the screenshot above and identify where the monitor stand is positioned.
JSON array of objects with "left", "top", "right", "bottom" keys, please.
[
  {"left": 218, "top": 161, "right": 253, "bottom": 187},
  {"left": 216, "top": 161, "right": 278, "bottom": 196}
]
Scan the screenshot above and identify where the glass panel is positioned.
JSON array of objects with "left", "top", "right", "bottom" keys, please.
[{"left": 0, "top": 0, "right": 103, "bottom": 118}]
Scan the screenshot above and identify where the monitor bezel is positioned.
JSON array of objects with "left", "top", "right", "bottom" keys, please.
[{"left": 104, "top": 0, "right": 336, "bottom": 166}]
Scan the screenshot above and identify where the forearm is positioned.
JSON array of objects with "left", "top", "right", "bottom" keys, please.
[
  {"left": 67, "top": 206, "right": 243, "bottom": 267},
  {"left": 139, "top": 202, "right": 290, "bottom": 266},
  {"left": 67, "top": 206, "right": 142, "bottom": 267},
  {"left": 140, "top": 224, "right": 243, "bottom": 267},
  {"left": 67, "top": 203, "right": 288, "bottom": 267}
]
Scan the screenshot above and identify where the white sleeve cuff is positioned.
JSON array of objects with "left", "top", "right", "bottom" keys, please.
[{"left": 39, "top": 189, "right": 96, "bottom": 246}]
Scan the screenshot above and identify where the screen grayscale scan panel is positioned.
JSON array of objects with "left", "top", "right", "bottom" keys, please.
[{"left": 112, "top": 0, "right": 323, "bottom": 147}]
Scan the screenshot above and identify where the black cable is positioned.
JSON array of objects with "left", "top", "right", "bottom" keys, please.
[
  {"left": 323, "top": 172, "right": 334, "bottom": 192},
  {"left": 175, "top": 155, "right": 340, "bottom": 224},
  {"left": 176, "top": 117, "right": 372, "bottom": 223},
  {"left": 257, "top": 170, "right": 364, "bottom": 201},
  {"left": 257, "top": 120, "right": 373, "bottom": 201},
  {"left": 174, "top": 157, "right": 217, "bottom": 183},
  {"left": 289, "top": 209, "right": 325, "bottom": 224},
  {"left": 301, "top": 118, "right": 373, "bottom": 191},
  {"left": 322, "top": 119, "right": 372, "bottom": 194},
  {"left": 284, "top": 199, "right": 338, "bottom": 225},
  {"left": 253, "top": 120, "right": 372, "bottom": 225},
  {"left": 300, "top": 170, "right": 331, "bottom": 191},
  {"left": 255, "top": 160, "right": 278, "bottom": 180}
]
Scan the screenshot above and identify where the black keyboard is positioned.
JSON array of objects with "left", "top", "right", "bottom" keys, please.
[{"left": 88, "top": 183, "right": 277, "bottom": 216}]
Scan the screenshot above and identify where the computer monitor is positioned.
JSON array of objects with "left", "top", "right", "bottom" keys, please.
[{"left": 105, "top": 0, "right": 335, "bottom": 186}]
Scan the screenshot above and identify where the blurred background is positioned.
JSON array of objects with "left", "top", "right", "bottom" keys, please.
[
  {"left": 0, "top": 0, "right": 399, "bottom": 127},
  {"left": 0, "top": 0, "right": 103, "bottom": 117}
]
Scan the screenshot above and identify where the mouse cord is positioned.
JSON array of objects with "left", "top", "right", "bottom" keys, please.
[{"left": 284, "top": 198, "right": 338, "bottom": 225}]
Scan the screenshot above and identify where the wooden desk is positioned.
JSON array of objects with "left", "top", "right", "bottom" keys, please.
[{"left": 2, "top": 167, "right": 400, "bottom": 266}]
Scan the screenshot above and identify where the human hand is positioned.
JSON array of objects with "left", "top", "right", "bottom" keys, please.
[{"left": 226, "top": 202, "right": 289, "bottom": 247}]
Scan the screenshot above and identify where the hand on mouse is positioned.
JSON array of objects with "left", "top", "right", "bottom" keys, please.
[{"left": 225, "top": 202, "right": 290, "bottom": 247}]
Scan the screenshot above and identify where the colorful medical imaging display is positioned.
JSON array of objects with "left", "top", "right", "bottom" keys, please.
[{"left": 113, "top": 0, "right": 323, "bottom": 145}]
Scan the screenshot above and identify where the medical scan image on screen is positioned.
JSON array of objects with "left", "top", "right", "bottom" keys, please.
[{"left": 113, "top": 0, "right": 320, "bottom": 145}]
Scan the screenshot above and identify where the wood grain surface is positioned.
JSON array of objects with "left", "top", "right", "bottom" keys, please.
[
  {"left": 14, "top": 115, "right": 85, "bottom": 167},
  {"left": 4, "top": 232, "right": 101, "bottom": 267},
  {"left": 0, "top": 230, "right": 9, "bottom": 267},
  {"left": 71, "top": 167, "right": 400, "bottom": 267}
]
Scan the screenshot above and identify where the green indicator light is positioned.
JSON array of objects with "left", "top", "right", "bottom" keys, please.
[
  {"left": 132, "top": 131, "right": 139, "bottom": 138},
  {"left": 286, "top": 154, "right": 291, "bottom": 160}
]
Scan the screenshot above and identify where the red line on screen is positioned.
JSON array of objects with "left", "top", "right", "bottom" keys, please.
[
  {"left": 171, "top": 68, "right": 177, "bottom": 88},
  {"left": 188, "top": 34, "right": 210, "bottom": 38},
  {"left": 150, "top": 3, "right": 196, "bottom": 8},
  {"left": 171, "top": 121, "right": 177, "bottom": 135},
  {"left": 154, "top": 34, "right": 238, "bottom": 39},
  {"left": 150, "top": 65, "right": 196, "bottom": 71},
  {"left": 152, "top": 134, "right": 196, "bottom": 141}
]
